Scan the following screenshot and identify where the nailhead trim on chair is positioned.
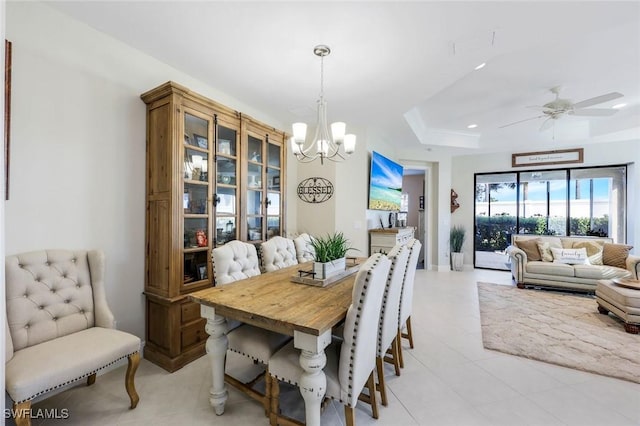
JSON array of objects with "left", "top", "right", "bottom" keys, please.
[
  {"left": 345, "top": 255, "right": 379, "bottom": 401},
  {"left": 12, "top": 351, "right": 140, "bottom": 404},
  {"left": 227, "top": 348, "right": 267, "bottom": 364}
]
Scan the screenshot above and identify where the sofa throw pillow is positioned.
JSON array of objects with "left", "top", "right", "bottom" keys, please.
[
  {"left": 514, "top": 238, "right": 541, "bottom": 261},
  {"left": 550, "top": 247, "right": 589, "bottom": 264},
  {"left": 602, "top": 243, "right": 633, "bottom": 269},
  {"left": 536, "top": 242, "right": 554, "bottom": 262},
  {"left": 572, "top": 241, "right": 604, "bottom": 266}
]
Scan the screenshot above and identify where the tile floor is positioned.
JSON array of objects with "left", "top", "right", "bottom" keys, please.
[{"left": 25, "top": 269, "right": 640, "bottom": 425}]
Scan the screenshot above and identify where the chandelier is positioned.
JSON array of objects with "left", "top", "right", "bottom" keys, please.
[{"left": 291, "top": 45, "right": 356, "bottom": 164}]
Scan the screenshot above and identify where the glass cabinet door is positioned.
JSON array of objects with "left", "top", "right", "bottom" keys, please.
[
  {"left": 183, "top": 111, "right": 211, "bottom": 288},
  {"left": 214, "top": 122, "right": 239, "bottom": 246},
  {"left": 246, "top": 134, "right": 264, "bottom": 242},
  {"left": 266, "top": 142, "right": 282, "bottom": 238}
]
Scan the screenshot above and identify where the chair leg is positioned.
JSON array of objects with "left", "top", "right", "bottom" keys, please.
[
  {"left": 366, "top": 371, "right": 379, "bottom": 419},
  {"left": 397, "top": 328, "right": 405, "bottom": 368},
  {"left": 405, "top": 316, "right": 415, "bottom": 349},
  {"left": 125, "top": 352, "right": 140, "bottom": 409},
  {"left": 87, "top": 373, "right": 97, "bottom": 386},
  {"left": 391, "top": 336, "right": 401, "bottom": 376},
  {"left": 264, "top": 370, "right": 272, "bottom": 417},
  {"left": 269, "top": 375, "right": 279, "bottom": 426},
  {"left": 344, "top": 405, "right": 355, "bottom": 426},
  {"left": 376, "top": 356, "right": 388, "bottom": 407},
  {"left": 13, "top": 401, "right": 31, "bottom": 426}
]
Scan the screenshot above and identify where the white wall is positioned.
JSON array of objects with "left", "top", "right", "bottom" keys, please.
[
  {"left": 293, "top": 125, "right": 370, "bottom": 256},
  {"left": 5, "top": 2, "right": 291, "bottom": 339},
  {"left": 452, "top": 141, "right": 640, "bottom": 266},
  {"left": 2, "top": 0, "right": 7, "bottom": 411}
]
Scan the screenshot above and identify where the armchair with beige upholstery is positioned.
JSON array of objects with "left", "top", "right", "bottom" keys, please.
[{"left": 5, "top": 250, "right": 141, "bottom": 426}]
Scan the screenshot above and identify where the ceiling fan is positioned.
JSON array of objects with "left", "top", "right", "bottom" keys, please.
[{"left": 501, "top": 86, "right": 623, "bottom": 131}]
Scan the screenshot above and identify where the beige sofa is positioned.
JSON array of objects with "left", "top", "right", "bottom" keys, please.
[{"left": 506, "top": 235, "right": 640, "bottom": 292}]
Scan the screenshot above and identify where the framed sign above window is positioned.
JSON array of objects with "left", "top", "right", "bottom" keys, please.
[{"left": 512, "top": 148, "right": 583, "bottom": 168}]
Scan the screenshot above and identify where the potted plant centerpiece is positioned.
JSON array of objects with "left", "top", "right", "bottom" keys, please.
[
  {"left": 308, "top": 232, "right": 354, "bottom": 280},
  {"left": 450, "top": 225, "right": 466, "bottom": 271}
]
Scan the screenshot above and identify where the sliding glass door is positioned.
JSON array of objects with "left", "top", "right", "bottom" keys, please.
[
  {"left": 518, "top": 170, "right": 568, "bottom": 236},
  {"left": 569, "top": 166, "right": 626, "bottom": 242},
  {"left": 474, "top": 165, "right": 627, "bottom": 270},
  {"left": 475, "top": 173, "right": 517, "bottom": 270}
]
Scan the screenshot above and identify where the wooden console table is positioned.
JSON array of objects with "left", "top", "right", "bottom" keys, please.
[{"left": 369, "top": 227, "right": 415, "bottom": 255}]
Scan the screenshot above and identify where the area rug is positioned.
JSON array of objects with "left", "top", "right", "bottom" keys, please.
[{"left": 477, "top": 282, "right": 640, "bottom": 384}]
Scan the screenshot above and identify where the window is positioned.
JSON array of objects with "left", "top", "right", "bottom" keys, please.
[{"left": 474, "top": 165, "right": 627, "bottom": 270}]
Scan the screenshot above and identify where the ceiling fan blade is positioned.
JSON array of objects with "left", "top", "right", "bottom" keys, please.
[
  {"left": 570, "top": 108, "right": 618, "bottom": 117},
  {"left": 526, "top": 105, "right": 549, "bottom": 111},
  {"left": 572, "top": 92, "right": 623, "bottom": 109},
  {"left": 539, "top": 118, "right": 555, "bottom": 131},
  {"left": 499, "top": 115, "right": 546, "bottom": 129}
]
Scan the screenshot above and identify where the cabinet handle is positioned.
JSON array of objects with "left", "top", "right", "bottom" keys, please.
[{"left": 213, "top": 194, "right": 220, "bottom": 206}]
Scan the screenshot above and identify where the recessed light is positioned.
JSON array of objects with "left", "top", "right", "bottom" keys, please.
[
  {"left": 474, "top": 62, "right": 486, "bottom": 70},
  {"left": 612, "top": 103, "right": 627, "bottom": 109},
  {"left": 467, "top": 123, "right": 478, "bottom": 129}
]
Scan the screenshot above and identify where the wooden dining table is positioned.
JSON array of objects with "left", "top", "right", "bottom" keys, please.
[{"left": 188, "top": 261, "right": 360, "bottom": 426}]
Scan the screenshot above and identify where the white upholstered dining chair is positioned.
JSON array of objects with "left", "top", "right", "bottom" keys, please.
[
  {"left": 268, "top": 253, "right": 391, "bottom": 426},
  {"left": 375, "top": 243, "right": 410, "bottom": 407},
  {"left": 211, "top": 240, "right": 291, "bottom": 414},
  {"left": 397, "top": 238, "right": 422, "bottom": 368},
  {"left": 260, "top": 236, "right": 298, "bottom": 272},
  {"left": 293, "top": 233, "right": 315, "bottom": 263}
]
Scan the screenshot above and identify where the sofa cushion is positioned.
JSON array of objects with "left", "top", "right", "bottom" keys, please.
[
  {"left": 572, "top": 241, "right": 604, "bottom": 265},
  {"left": 514, "top": 238, "right": 541, "bottom": 261},
  {"left": 602, "top": 243, "right": 633, "bottom": 269},
  {"left": 573, "top": 265, "right": 632, "bottom": 280},
  {"left": 550, "top": 248, "right": 589, "bottom": 265},
  {"left": 5, "top": 327, "right": 140, "bottom": 403},
  {"left": 526, "top": 261, "right": 575, "bottom": 277},
  {"left": 537, "top": 241, "right": 562, "bottom": 262}
]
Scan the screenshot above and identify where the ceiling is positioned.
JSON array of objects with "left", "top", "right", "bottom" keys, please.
[{"left": 48, "top": 1, "right": 640, "bottom": 156}]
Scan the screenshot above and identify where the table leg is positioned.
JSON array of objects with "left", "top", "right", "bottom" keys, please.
[
  {"left": 294, "top": 330, "right": 331, "bottom": 426},
  {"left": 201, "top": 305, "right": 228, "bottom": 415}
]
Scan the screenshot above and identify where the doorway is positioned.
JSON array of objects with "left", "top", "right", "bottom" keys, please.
[{"left": 402, "top": 168, "right": 428, "bottom": 269}]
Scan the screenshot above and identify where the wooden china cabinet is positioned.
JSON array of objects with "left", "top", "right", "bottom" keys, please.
[{"left": 141, "top": 81, "right": 286, "bottom": 371}]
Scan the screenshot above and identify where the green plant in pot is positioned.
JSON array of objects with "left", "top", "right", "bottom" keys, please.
[
  {"left": 450, "top": 225, "right": 466, "bottom": 271},
  {"left": 308, "top": 232, "right": 355, "bottom": 279}
]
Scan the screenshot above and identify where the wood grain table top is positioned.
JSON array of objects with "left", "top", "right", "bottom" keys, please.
[{"left": 189, "top": 262, "right": 358, "bottom": 336}]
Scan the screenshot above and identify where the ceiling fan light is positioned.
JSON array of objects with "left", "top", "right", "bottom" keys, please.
[{"left": 612, "top": 103, "right": 626, "bottom": 109}]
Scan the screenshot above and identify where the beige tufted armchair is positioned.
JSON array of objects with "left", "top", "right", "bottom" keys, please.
[
  {"left": 260, "top": 236, "right": 298, "bottom": 272},
  {"left": 4, "top": 250, "right": 141, "bottom": 426}
]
